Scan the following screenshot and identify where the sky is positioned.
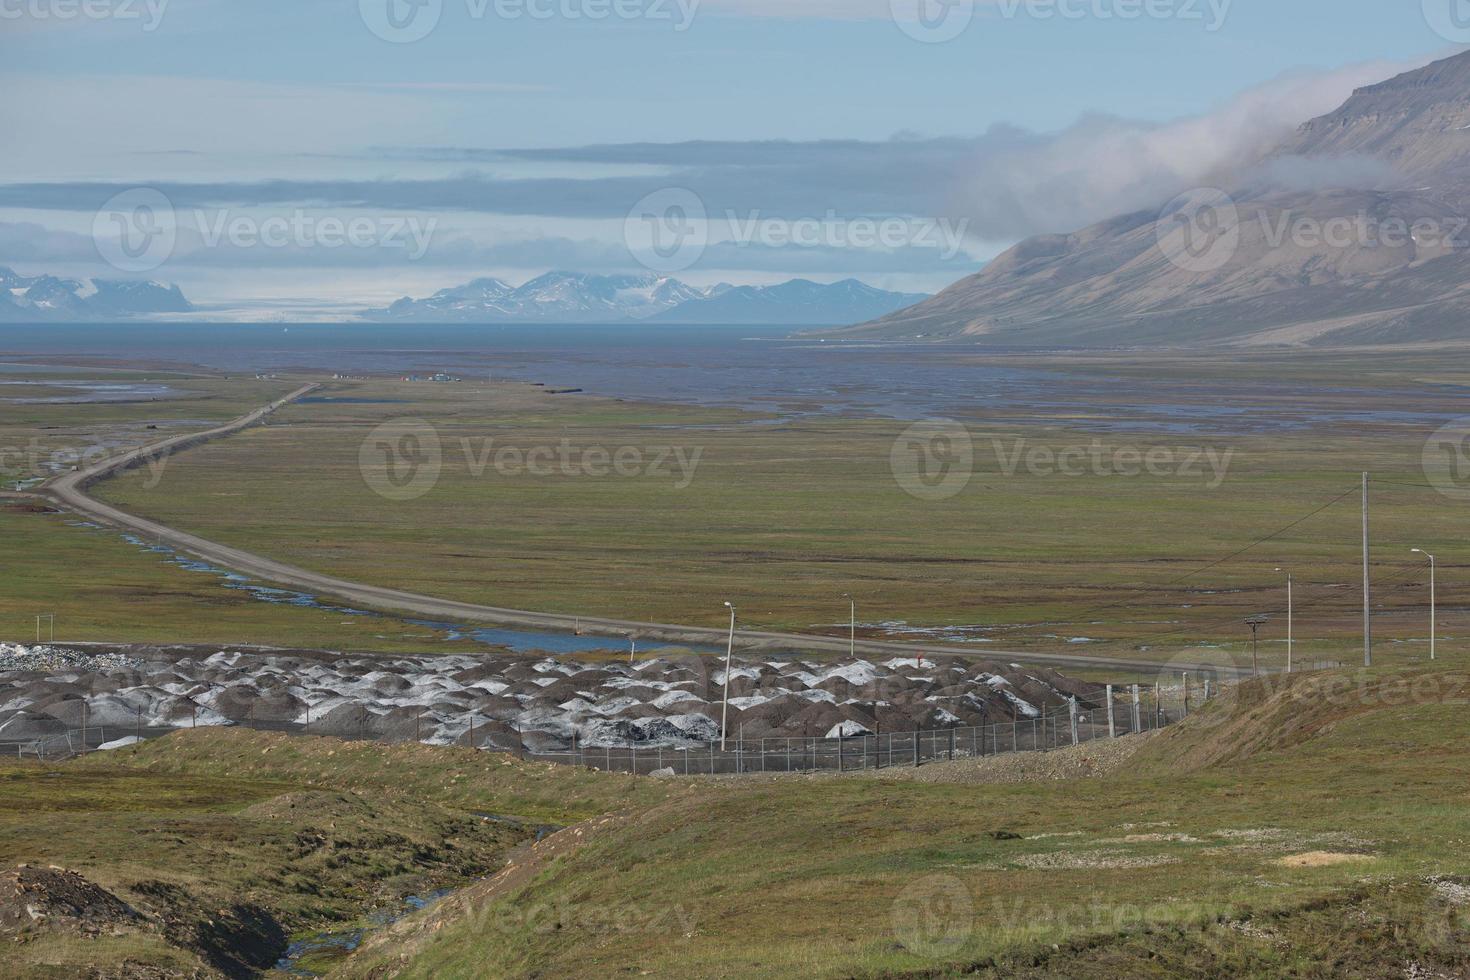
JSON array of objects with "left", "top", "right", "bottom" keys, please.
[{"left": 0, "top": 0, "right": 1464, "bottom": 313}]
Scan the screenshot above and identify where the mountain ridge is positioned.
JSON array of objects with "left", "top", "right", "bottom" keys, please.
[
  {"left": 834, "top": 50, "right": 1470, "bottom": 347},
  {"left": 373, "top": 272, "right": 927, "bottom": 326},
  {"left": 0, "top": 267, "right": 193, "bottom": 322}
]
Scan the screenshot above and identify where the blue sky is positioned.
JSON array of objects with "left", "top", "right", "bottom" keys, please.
[{"left": 0, "top": 0, "right": 1462, "bottom": 312}]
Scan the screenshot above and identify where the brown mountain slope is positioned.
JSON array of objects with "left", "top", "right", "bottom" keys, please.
[{"left": 841, "top": 51, "right": 1470, "bottom": 347}]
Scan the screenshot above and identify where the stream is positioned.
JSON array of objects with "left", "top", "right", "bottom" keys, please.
[{"left": 274, "top": 813, "right": 562, "bottom": 976}]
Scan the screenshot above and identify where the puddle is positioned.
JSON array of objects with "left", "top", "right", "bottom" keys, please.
[
  {"left": 298, "top": 396, "right": 408, "bottom": 405},
  {"left": 473, "top": 811, "right": 563, "bottom": 842},
  {"left": 0, "top": 381, "right": 187, "bottom": 404},
  {"left": 417, "top": 618, "right": 718, "bottom": 656},
  {"left": 276, "top": 815, "right": 561, "bottom": 976},
  {"left": 274, "top": 887, "right": 455, "bottom": 976}
]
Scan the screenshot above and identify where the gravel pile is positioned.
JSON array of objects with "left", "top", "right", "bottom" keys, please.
[
  {"left": 0, "top": 644, "right": 142, "bottom": 674},
  {"left": 0, "top": 645, "right": 1103, "bottom": 751}
]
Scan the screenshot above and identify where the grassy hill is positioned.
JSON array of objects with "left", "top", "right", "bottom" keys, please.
[
  {"left": 5, "top": 663, "right": 1470, "bottom": 977},
  {"left": 339, "top": 663, "right": 1470, "bottom": 978}
]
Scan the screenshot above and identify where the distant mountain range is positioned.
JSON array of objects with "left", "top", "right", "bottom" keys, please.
[
  {"left": 838, "top": 50, "right": 1470, "bottom": 347},
  {"left": 373, "top": 272, "right": 927, "bottom": 325},
  {"left": 0, "top": 267, "right": 192, "bottom": 322}
]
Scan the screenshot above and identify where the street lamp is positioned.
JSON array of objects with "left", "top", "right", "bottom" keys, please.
[
  {"left": 721, "top": 602, "right": 736, "bottom": 751},
  {"left": 1275, "top": 568, "right": 1293, "bottom": 673},
  {"left": 842, "top": 593, "right": 855, "bottom": 659},
  {"left": 1412, "top": 549, "right": 1436, "bottom": 661},
  {"left": 1245, "top": 615, "right": 1269, "bottom": 676}
]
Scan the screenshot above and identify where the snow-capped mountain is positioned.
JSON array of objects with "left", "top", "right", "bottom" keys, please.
[
  {"left": 0, "top": 267, "right": 193, "bottom": 322},
  {"left": 380, "top": 272, "right": 712, "bottom": 323},
  {"left": 375, "top": 272, "right": 926, "bottom": 326}
]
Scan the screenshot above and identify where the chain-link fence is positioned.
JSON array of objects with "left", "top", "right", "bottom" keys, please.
[
  {"left": 529, "top": 684, "right": 1205, "bottom": 775},
  {"left": 0, "top": 728, "right": 114, "bottom": 761},
  {"left": 6, "top": 676, "right": 1238, "bottom": 773}
]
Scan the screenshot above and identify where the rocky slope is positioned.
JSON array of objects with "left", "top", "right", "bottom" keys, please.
[{"left": 839, "top": 51, "right": 1470, "bottom": 347}]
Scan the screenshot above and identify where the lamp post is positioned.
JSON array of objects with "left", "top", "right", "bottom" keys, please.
[
  {"left": 1245, "top": 615, "right": 1268, "bottom": 676},
  {"left": 1275, "top": 568, "right": 1292, "bottom": 673},
  {"left": 1412, "top": 549, "right": 1436, "bottom": 661},
  {"left": 842, "top": 593, "right": 855, "bottom": 659},
  {"left": 721, "top": 602, "right": 736, "bottom": 751}
]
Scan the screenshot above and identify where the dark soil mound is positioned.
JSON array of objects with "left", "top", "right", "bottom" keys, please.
[{"left": 0, "top": 865, "right": 142, "bottom": 938}]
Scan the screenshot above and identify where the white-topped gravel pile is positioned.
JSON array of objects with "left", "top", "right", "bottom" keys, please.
[{"left": 0, "top": 645, "right": 1103, "bottom": 751}]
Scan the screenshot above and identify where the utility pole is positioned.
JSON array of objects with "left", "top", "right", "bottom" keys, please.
[
  {"left": 1413, "top": 549, "right": 1436, "bottom": 661},
  {"left": 1245, "top": 616, "right": 1268, "bottom": 676},
  {"left": 1277, "top": 568, "right": 1293, "bottom": 673},
  {"left": 721, "top": 602, "right": 736, "bottom": 751},
  {"left": 1363, "top": 472, "right": 1372, "bottom": 667},
  {"left": 842, "top": 594, "right": 855, "bottom": 659}
]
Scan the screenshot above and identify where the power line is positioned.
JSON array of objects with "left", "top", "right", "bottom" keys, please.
[{"left": 994, "top": 483, "right": 1363, "bottom": 634}]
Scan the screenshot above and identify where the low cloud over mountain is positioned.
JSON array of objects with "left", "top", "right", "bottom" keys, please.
[{"left": 835, "top": 51, "right": 1470, "bottom": 347}]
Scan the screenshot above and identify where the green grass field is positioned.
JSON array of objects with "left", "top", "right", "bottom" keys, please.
[
  {"left": 10, "top": 660, "right": 1467, "bottom": 978},
  {"left": 0, "top": 732, "right": 668, "bottom": 977},
  {"left": 0, "top": 367, "right": 485, "bottom": 652},
  {"left": 334, "top": 662, "right": 1470, "bottom": 979},
  {"left": 0, "top": 505, "right": 486, "bottom": 653},
  {"left": 80, "top": 351, "right": 1468, "bottom": 669}
]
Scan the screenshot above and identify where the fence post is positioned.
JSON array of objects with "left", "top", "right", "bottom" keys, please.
[
  {"left": 838, "top": 736, "right": 844, "bottom": 773},
  {"left": 1069, "top": 698, "right": 1079, "bottom": 746},
  {"left": 913, "top": 727, "right": 920, "bottom": 767},
  {"left": 1130, "top": 685, "right": 1141, "bottom": 733},
  {"left": 1182, "top": 673, "right": 1190, "bottom": 717},
  {"left": 709, "top": 740, "right": 714, "bottom": 775},
  {"left": 81, "top": 702, "right": 88, "bottom": 756},
  {"left": 1106, "top": 686, "right": 1116, "bottom": 737}
]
